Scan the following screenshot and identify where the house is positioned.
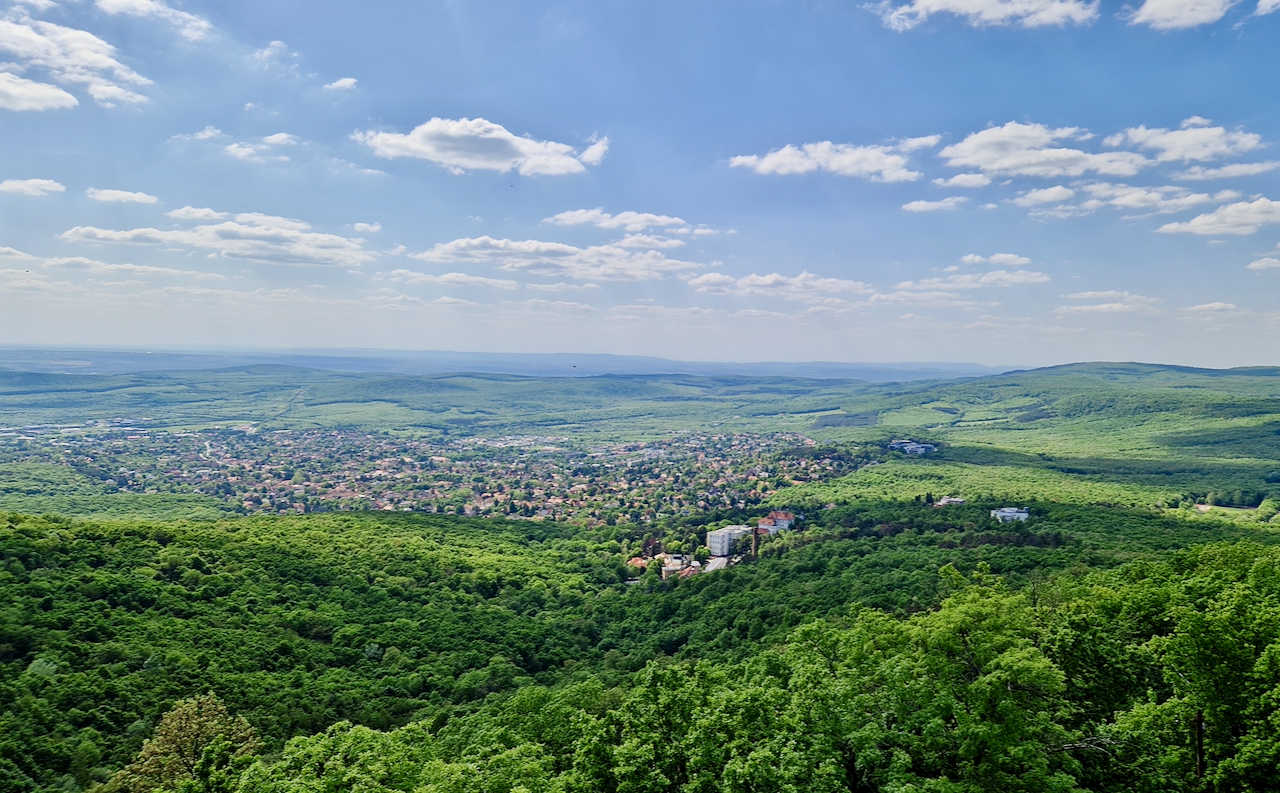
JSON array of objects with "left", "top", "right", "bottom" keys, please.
[
  {"left": 768, "top": 510, "right": 795, "bottom": 528},
  {"left": 991, "top": 507, "right": 1030, "bottom": 523},
  {"left": 703, "top": 557, "right": 729, "bottom": 572},
  {"left": 933, "top": 497, "right": 966, "bottom": 507},
  {"left": 706, "top": 524, "right": 754, "bottom": 557},
  {"left": 889, "top": 440, "right": 936, "bottom": 455}
]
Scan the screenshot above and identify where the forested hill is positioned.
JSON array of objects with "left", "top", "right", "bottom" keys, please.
[
  {"left": 4, "top": 360, "right": 1280, "bottom": 792},
  {"left": 2, "top": 359, "right": 1280, "bottom": 438}
]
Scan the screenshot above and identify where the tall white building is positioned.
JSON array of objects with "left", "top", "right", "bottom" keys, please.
[{"left": 706, "top": 524, "right": 753, "bottom": 557}]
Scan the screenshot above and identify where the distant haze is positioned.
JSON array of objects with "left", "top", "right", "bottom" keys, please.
[{"left": 0, "top": 347, "right": 1014, "bottom": 382}]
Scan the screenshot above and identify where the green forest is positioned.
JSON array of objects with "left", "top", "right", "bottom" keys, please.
[{"left": 5, "top": 362, "right": 1280, "bottom": 791}]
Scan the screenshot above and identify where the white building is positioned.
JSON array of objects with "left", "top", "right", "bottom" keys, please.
[
  {"left": 991, "top": 507, "right": 1030, "bottom": 523},
  {"left": 707, "top": 524, "right": 754, "bottom": 557}
]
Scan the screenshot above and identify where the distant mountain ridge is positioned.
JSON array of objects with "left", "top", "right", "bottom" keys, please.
[{"left": 0, "top": 346, "right": 1016, "bottom": 381}]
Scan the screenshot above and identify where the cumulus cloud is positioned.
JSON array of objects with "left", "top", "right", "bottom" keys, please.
[
  {"left": 86, "top": 187, "right": 157, "bottom": 203},
  {"left": 1128, "top": 0, "right": 1241, "bottom": 28},
  {"left": 903, "top": 196, "right": 967, "bottom": 211},
  {"left": 61, "top": 211, "right": 375, "bottom": 267},
  {"left": 384, "top": 269, "right": 518, "bottom": 290},
  {"left": 1247, "top": 257, "right": 1280, "bottom": 270},
  {"left": 224, "top": 134, "right": 295, "bottom": 163},
  {"left": 544, "top": 208, "right": 686, "bottom": 232},
  {"left": 1056, "top": 291, "right": 1159, "bottom": 314},
  {"left": 1104, "top": 119, "right": 1260, "bottom": 162},
  {"left": 166, "top": 206, "right": 225, "bottom": 220},
  {"left": 1173, "top": 162, "right": 1280, "bottom": 180},
  {"left": 896, "top": 269, "right": 1050, "bottom": 290},
  {"left": 1012, "top": 185, "right": 1075, "bottom": 205},
  {"left": 523, "top": 282, "right": 600, "bottom": 292},
  {"left": 0, "top": 71, "right": 77, "bottom": 110},
  {"left": 95, "top": 0, "right": 211, "bottom": 41},
  {"left": 507, "top": 298, "right": 596, "bottom": 311},
  {"left": 169, "top": 125, "right": 221, "bottom": 141},
  {"left": 251, "top": 40, "right": 292, "bottom": 69},
  {"left": 730, "top": 141, "right": 924, "bottom": 182},
  {"left": 0, "top": 177, "right": 64, "bottom": 195},
  {"left": 962, "top": 253, "right": 1031, "bottom": 266},
  {"left": 43, "top": 256, "right": 224, "bottom": 280},
  {"left": 933, "top": 173, "right": 992, "bottom": 188},
  {"left": 940, "top": 122, "right": 1148, "bottom": 178},
  {"left": 411, "top": 236, "right": 700, "bottom": 281},
  {"left": 1157, "top": 197, "right": 1280, "bottom": 235},
  {"left": 1185, "top": 301, "right": 1237, "bottom": 311},
  {"left": 353, "top": 222, "right": 380, "bottom": 233},
  {"left": 874, "top": 0, "right": 1099, "bottom": 30},
  {"left": 323, "top": 77, "right": 357, "bottom": 90},
  {"left": 0, "top": 12, "right": 152, "bottom": 106},
  {"left": 687, "top": 271, "right": 872, "bottom": 304},
  {"left": 1079, "top": 182, "right": 1224, "bottom": 215},
  {"left": 615, "top": 234, "right": 685, "bottom": 249},
  {"left": 354, "top": 117, "right": 606, "bottom": 176}
]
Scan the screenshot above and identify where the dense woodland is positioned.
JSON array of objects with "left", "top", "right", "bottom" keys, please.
[{"left": 5, "top": 362, "right": 1280, "bottom": 791}]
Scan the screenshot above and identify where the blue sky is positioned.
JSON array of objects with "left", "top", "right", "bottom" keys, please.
[{"left": 2, "top": 0, "right": 1279, "bottom": 366}]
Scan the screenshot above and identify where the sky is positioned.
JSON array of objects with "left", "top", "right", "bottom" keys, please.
[{"left": 1, "top": 0, "right": 1279, "bottom": 367}]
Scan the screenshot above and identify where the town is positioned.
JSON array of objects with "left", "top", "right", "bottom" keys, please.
[{"left": 0, "top": 423, "right": 892, "bottom": 526}]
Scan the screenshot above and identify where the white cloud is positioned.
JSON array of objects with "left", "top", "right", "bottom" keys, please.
[
  {"left": 1186, "top": 301, "right": 1237, "bottom": 311},
  {"left": 43, "top": 256, "right": 223, "bottom": 280},
  {"left": 0, "top": 71, "right": 77, "bottom": 110},
  {"left": 1105, "top": 120, "right": 1260, "bottom": 161},
  {"left": 251, "top": 40, "right": 291, "bottom": 68},
  {"left": 940, "top": 122, "right": 1148, "bottom": 177},
  {"left": 544, "top": 208, "right": 686, "bottom": 232},
  {"left": 86, "top": 187, "right": 158, "bottom": 203},
  {"left": 384, "top": 269, "right": 518, "bottom": 290},
  {"left": 166, "top": 206, "right": 225, "bottom": 220},
  {"left": 687, "top": 271, "right": 872, "bottom": 304},
  {"left": 1157, "top": 198, "right": 1280, "bottom": 235},
  {"left": 169, "top": 125, "right": 221, "bottom": 141},
  {"left": 730, "top": 141, "right": 923, "bottom": 182},
  {"left": 898, "top": 135, "right": 942, "bottom": 151},
  {"left": 1260, "top": 0, "right": 1280, "bottom": 14},
  {"left": 523, "top": 282, "right": 600, "bottom": 292},
  {"left": 962, "top": 252, "right": 1031, "bottom": 266},
  {"left": 411, "top": 236, "right": 700, "bottom": 281},
  {"left": 61, "top": 211, "right": 376, "bottom": 267},
  {"left": 897, "top": 269, "right": 1050, "bottom": 290},
  {"left": 1013, "top": 185, "right": 1075, "bottom": 205},
  {"left": 1078, "top": 182, "right": 1218, "bottom": 215},
  {"left": 353, "top": 222, "right": 380, "bottom": 233},
  {"left": 932, "top": 172, "right": 991, "bottom": 188},
  {"left": 508, "top": 298, "right": 596, "bottom": 311},
  {"left": 0, "top": 12, "right": 152, "bottom": 106},
  {"left": 1128, "top": 0, "right": 1241, "bottom": 28},
  {"left": 323, "top": 77, "right": 357, "bottom": 90},
  {"left": 1056, "top": 291, "right": 1159, "bottom": 314},
  {"left": 1247, "top": 257, "right": 1280, "bottom": 270},
  {"left": 903, "top": 196, "right": 967, "bottom": 211},
  {"left": 95, "top": 0, "right": 211, "bottom": 41},
  {"left": 0, "top": 177, "right": 64, "bottom": 195},
  {"left": 578, "top": 136, "right": 610, "bottom": 166},
  {"left": 354, "top": 117, "right": 605, "bottom": 176},
  {"left": 432, "top": 296, "right": 478, "bottom": 307},
  {"left": 875, "top": 0, "right": 1099, "bottom": 30},
  {"left": 615, "top": 234, "right": 685, "bottom": 249},
  {"left": 1173, "top": 162, "right": 1280, "bottom": 180},
  {"left": 224, "top": 134, "right": 294, "bottom": 162}
]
